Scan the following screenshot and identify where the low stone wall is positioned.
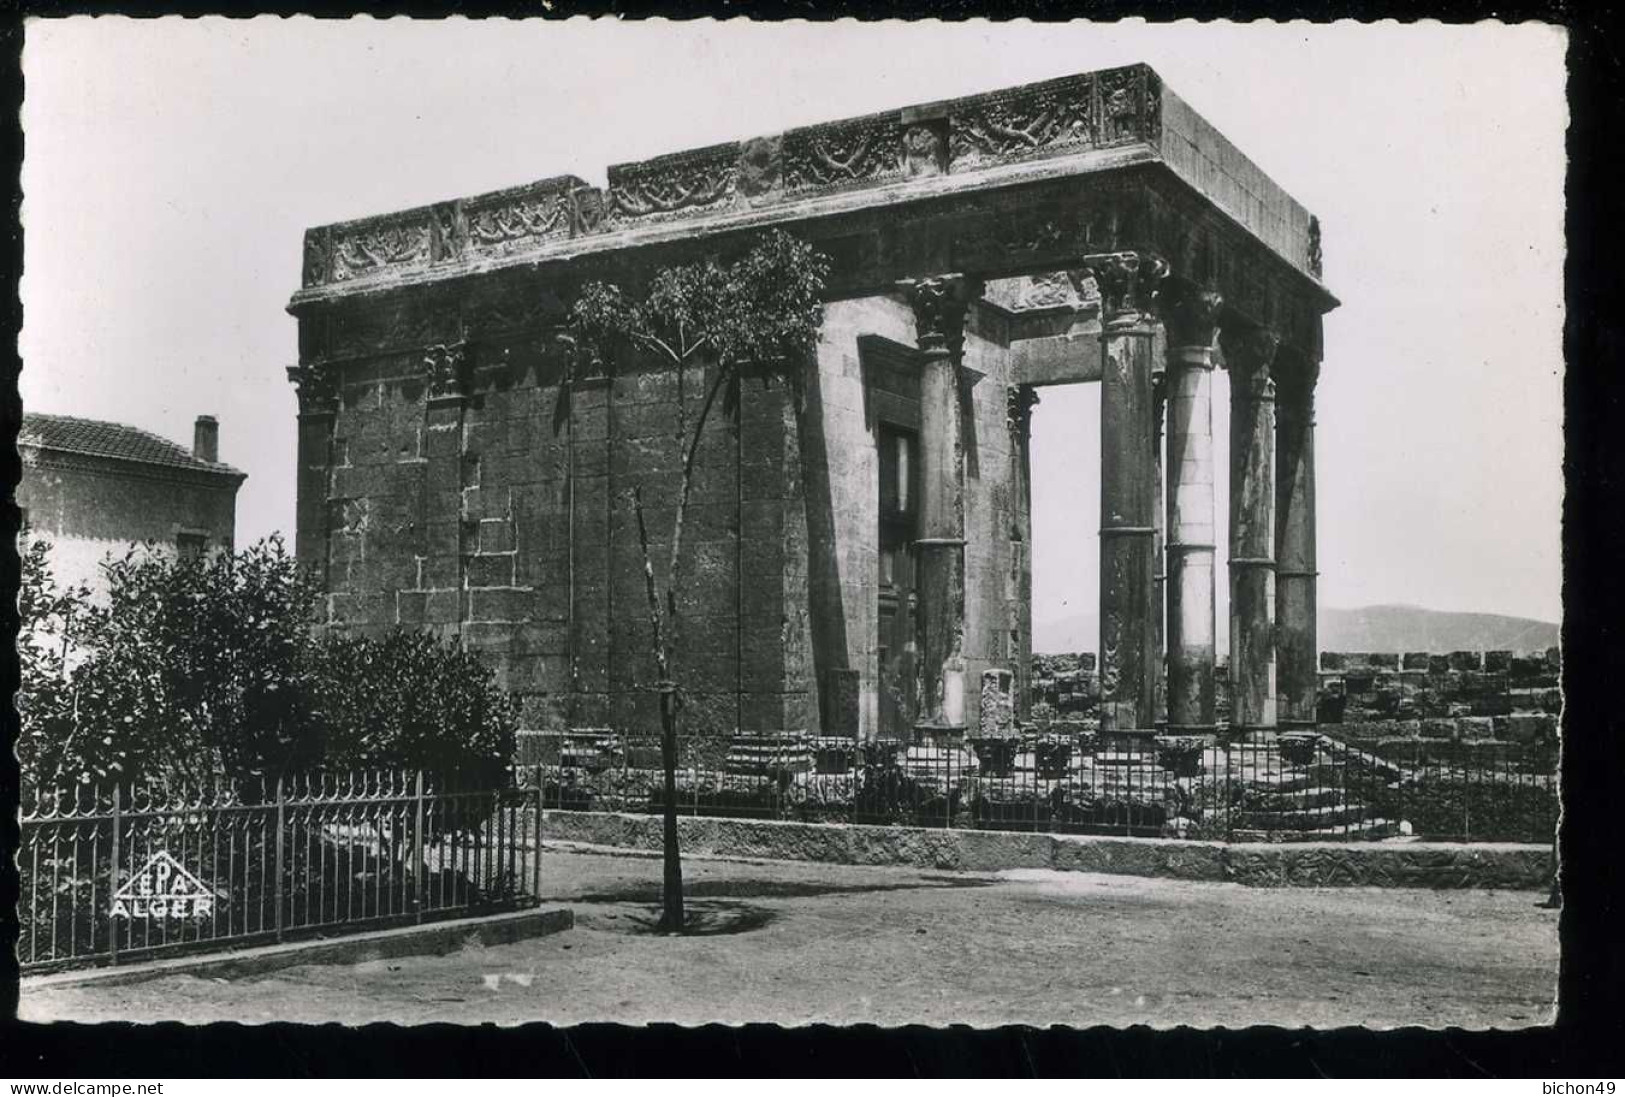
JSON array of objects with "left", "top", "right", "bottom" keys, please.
[
  {"left": 1028, "top": 649, "right": 1562, "bottom": 747},
  {"left": 543, "top": 811, "right": 1552, "bottom": 890}
]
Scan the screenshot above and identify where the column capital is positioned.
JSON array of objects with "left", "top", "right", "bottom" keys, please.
[
  {"left": 286, "top": 360, "right": 339, "bottom": 416},
  {"left": 1222, "top": 325, "right": 1281, "bottom": 400},
  {"left": 423, "top": 342, "right": 473, "bottom": 403},
  {"left": 1158, "top": 278, "right": 1225, "bottom": 351},
  {"left": 1080, "top": 251, "right": 1168, "bottom": 327},
  {"left": 898, "top": 274, "right": 981, "bottom": 357}
]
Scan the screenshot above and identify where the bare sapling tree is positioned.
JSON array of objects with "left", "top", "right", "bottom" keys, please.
[{"left": 563, "top": 229, "right": 830, "bottom": 932}]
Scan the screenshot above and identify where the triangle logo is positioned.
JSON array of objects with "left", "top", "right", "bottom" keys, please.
[{"left": 113, "top": 850, "right": 212, "bottom": 902}]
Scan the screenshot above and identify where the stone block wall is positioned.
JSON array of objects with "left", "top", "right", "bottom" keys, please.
[
  {"left": 302, "top": 311, "right": 813, "bottom": 745},
  {"left": 1316, "top": 648, "right": 1561, "bottom": 747}
]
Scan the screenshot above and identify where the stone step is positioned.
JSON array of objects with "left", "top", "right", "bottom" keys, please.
[
  {"left": 1306, "top": 816, "right": 1403, "bottom": 840},
  {"left": 724, "top": 737, "right": 813, "bottom": 777},
  {"left": 1229, "top": 817, "right": 1399, "bottom": 843},
  {"left": 1095, "top": 751, "right": 1163, "bottom": 767},
  {"left": 1234, "top": 800, "right": 1371, "bottom": 829},
  {"left": 1231, "top": 767, "right": 1334, "bottom": 794},
  {"left": 1241, "top": 785, "right": 1349, "bottom": 811}
]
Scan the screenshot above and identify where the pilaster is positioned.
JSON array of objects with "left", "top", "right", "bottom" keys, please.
[{"left": 287, "top": 361, "right": 340, "bottom": 584}]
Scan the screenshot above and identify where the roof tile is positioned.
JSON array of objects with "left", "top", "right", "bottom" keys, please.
[{"left": 18, "top": 413, "right": 246, "bottom": 479}]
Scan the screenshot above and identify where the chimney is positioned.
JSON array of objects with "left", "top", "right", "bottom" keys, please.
[{"left": 193, "top": 415, "right": 219, "bottom": 464}]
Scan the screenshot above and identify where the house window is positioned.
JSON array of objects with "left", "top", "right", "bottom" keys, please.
[{"left": 177, "top": 532, "right": 208, "bottom": 562}]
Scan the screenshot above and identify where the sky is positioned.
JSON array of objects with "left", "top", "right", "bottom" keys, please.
[{"left": 20, "top": 19, "right": 1567, "bottom": 629}]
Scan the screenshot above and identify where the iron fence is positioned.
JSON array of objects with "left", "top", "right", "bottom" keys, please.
[
  {"left": 528, "top": 729, "right": 1558, "bottom": 845},
  {"left": 18, "top": 770, "right": 543, "bottom": 974}
]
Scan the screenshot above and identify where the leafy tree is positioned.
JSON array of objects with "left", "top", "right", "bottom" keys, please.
[
  {"left": 16, "top": 530, "right": 93, "bottom": 794},
  {"left": 18, "top": 534, "right": 520, "bottom": 797},
  {"left": 564, "top": 228, "right": 831, "bottom": 932}
]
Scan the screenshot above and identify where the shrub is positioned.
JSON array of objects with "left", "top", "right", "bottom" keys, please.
[
  {"left": 309, "top": 629, "right": 518, "bottom": 789},
  {"left": 19, "top": 535, "right": 519, "bottom": 795}
]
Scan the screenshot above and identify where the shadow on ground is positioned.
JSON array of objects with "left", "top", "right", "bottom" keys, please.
[
  {"left": 570, "top": 873, "right": 997, "bottom": 905},
  {"left": 608, "top": 900, "right": 780, "bottom": 936}
]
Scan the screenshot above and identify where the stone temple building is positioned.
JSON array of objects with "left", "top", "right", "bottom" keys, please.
[
  {"left": 285, "top": 64, "right": 1337, "bottom": 753},
  {"left": 18, "top": 412, "right": 246, "bottom": 594}
]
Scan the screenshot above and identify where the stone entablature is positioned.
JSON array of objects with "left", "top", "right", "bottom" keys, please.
[{"left": 292, "top": 65, "right": 1331, "bottom": 331}]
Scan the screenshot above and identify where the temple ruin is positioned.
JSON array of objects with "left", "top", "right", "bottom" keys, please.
[{"left": 285, "top": 64, "right": 1338, "bottom": 754}]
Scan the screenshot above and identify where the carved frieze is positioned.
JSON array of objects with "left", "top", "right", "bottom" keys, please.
[
  {"left": 1143, "top": 67, "right": 1163, "bottom": 146},
  {"left": 901, "top": 122, "right": 947, "bottom": 180},
  {"left": 608, "top": 143, "right": 738, "bottom": 223},
  {"left": 568, "top": 185, "right": 607, "bottom": 236},
  {"left": 466, "top": 192, "right": 569, "bottom": 252},
  {"left": 302, "top": 228, "right": 332, "bottom": 288},
  {"left": 784, "top": 114, "right": 905, "bottom": 194},
  {"left": 1016, "top": 271, "right": 1089, "bottom": 311},
  {"left": 430, "top": 202, "right": 465, "bottom": 263},
  {"left": 331, "top": 216, "right": 432, "bottom": 283},
  {"left": 1097, "top": 66, "right": 1149, "bottom": 148},
  {"left": 949, "top": 74, "right": 1094, "bottom": 170},
  {"left": 737, "top": 135, "right": 784, "bottom": 202},
  {"left": 1308, "top": 215, "right": 1324, "bottom": 280}
]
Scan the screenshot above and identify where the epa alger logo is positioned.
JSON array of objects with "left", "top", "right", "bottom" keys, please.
[{"left": 111, "top": 851, "right": 216, "bottom": 919}]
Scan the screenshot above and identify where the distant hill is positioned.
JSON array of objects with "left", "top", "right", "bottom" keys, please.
[
  {"left": 1033, "top": 604, "right": 1557, "bottom": 656},
  {"left": 1318, "top": 605, "right": 1557, "bottom": 653}
]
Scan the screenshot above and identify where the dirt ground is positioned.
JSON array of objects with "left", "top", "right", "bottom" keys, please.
[{"left": 21, "top": 845, "right": 1558, "bottom": 1028}]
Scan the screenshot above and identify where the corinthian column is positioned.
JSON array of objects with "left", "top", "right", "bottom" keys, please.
[
  {"left": 1089, "top": 252, "right": 1165, "bottom": 735},
  {"left": 1223, "top": 326, "right": 1280, "bottom": 736},
  {"left": 1159, "top": 279, "right": 1223, "bottom": 734},
  {"left": 900, "top": 274, "right": 979, "bottom": 736},
  {"left": 1276, "top": 352, "right": 1322, "bottom": 729}
]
